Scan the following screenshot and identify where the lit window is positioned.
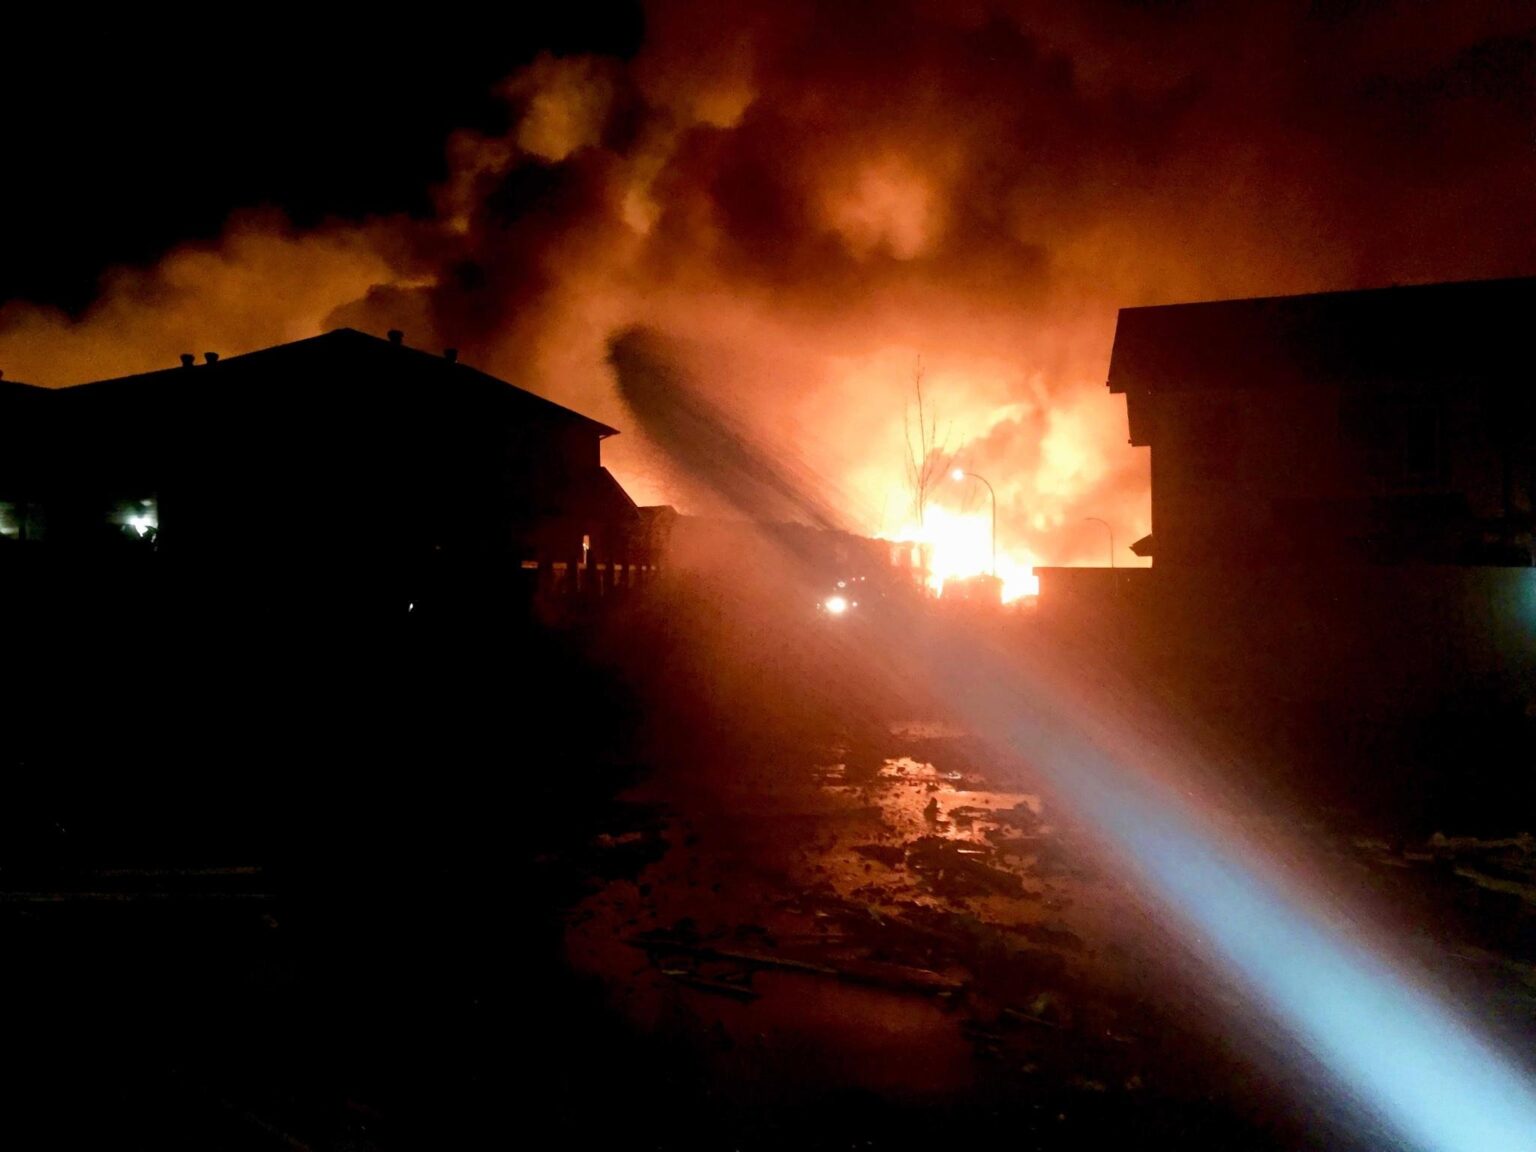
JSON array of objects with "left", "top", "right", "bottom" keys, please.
[{"left": 116, "top": 498, "right": 159, "bottom": 539}]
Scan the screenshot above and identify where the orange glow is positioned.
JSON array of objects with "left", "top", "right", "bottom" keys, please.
[
  {"left": 889, "top": 504, "right": 1039, "bottom": 604},
  {"left": 0, "top": 13, "right": 1170, "bottom": 563},
  {"left": 1, "top": 3, "right": 1520, "bottom": 572},
  {"left": 824, "top": 159, "right": 941, "bottom": 260}
]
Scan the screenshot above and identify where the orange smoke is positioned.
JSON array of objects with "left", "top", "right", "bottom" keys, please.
[
  {"left": 4, "top": 1, "right": 1534, "bottom": 567},
  {"left": 0, "top": 214, "right": 411, "bottom": 385}
]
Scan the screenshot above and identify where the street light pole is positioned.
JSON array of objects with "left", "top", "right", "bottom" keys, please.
[
  {"left": 953, "top": 469, "right": 997, "bottom": 578},
  {"left": 1084, "top": 517, "right": 1115, "bottom": 568}
]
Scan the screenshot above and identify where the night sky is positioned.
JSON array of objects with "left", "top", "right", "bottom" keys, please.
[
  {"left": 1, "top": 7, "right": 644, "bottom": 309},
  {"left": 4, "top": 1, "right": 1534, "bottom": 567}
]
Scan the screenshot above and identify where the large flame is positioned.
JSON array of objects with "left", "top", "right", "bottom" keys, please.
[{"left": 890, "top": 503, "right": 1039, "bottom": 604}]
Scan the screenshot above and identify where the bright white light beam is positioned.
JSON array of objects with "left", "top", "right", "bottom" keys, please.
[{"left": 941, "top": 636, "right": 1536, "bottom": 1152}]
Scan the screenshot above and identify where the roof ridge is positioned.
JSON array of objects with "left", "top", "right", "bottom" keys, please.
[
  {"left": 1118, "top": 273, "right": 1536, "bottom": 315},
  {"left": 46, "top": 328, "right": 619, "bottom": 437}
]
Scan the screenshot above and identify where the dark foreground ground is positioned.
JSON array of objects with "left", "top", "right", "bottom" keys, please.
[{"left": 3, "top": 576, "right": 1534, "bottom": 1149}]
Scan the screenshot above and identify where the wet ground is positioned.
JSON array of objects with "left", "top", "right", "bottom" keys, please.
[
  {"left": 5, "top": 595, "right": 1536, "bottom": 1149},
  {"left": 550, "top": 699, "right": 1536, "bottom": 1150}
]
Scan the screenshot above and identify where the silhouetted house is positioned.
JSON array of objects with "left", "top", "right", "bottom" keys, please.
[
  {"left": 1108, "top": 276, "right": 1536, "bottom": 569},
  {"left": 0, "top": 377, "right": 48, "bottom": 543},
  {"left": 636, "top": 505, "right": 681, "bottom": 564},
  {"left": 9, "top": 330, "right": 641, "bottom": 597},
  {"left": 1105, "top": 277, "right": 1536, "bottom": 715}
]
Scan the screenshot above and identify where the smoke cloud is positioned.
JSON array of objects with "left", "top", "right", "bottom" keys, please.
[{"left": 4, "top": 1, "right": 1534, "bottom": 565}]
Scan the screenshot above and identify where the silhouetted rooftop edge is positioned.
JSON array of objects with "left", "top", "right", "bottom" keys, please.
[
  {"left": 53, "top": 327, "right": 621, "bottom": 437},
  {"left": 0, "top": 378, "right": 48, "bottom": 397},
  {"left": 1107, "top": 274, "right": 1536, "bottom": 398}
]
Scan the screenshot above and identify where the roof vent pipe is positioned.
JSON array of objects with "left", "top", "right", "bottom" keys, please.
[
  {"left": 387, "top": 329, "right": 404, "bottom": 346},
  {"left": 204, "top": 352, "right": 219, "bottom": 364},
  {"left": 180, "top": 353, "right": 196, "bottom": 368}
]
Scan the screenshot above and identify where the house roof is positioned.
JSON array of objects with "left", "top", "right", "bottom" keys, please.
[
  {"left": 0, "top": 379, "right": 48, "bottom": 400},
  {"left": 1106, "top": 275, "right": 1536, "bottom": 399},
  {"left": 533, "top": 464, "right": 640, "bottom": 519},
  {"left": 61, "top": 328, "right": 620, "bottom": 437}
]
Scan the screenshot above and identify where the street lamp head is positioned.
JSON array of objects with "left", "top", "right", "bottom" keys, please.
[{"left": 951, "top": 468, "right": 966, "bottom": 482}]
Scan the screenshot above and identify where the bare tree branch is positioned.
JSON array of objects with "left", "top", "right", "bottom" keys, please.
[{"left": 904, "top": 356, "right": 950, "bottom": 527}]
